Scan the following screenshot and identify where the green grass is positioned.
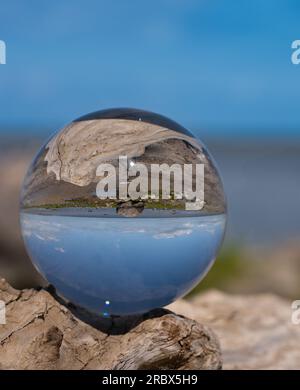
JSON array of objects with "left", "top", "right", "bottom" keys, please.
[
  {"left": 187, "top": 244, "right": 246, "bottom": 297},
  {"left": 23, "top": 197, "right": 186, "bottom": 210}
]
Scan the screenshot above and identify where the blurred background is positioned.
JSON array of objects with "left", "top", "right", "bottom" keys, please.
[{"left": 0, "top": 0, "right": 300, "bottom": 299}]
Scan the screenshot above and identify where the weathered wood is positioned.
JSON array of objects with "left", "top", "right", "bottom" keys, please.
[
  {"left": 0, "top": 278, "right": 222, "bottom": 370},
  {"left": 170, "top": 291, "right": 300, "bottom": 370}
]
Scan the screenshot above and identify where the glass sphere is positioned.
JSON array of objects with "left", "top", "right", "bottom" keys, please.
[{"left": 20, "top": 108, "right": 226, "bottom": 316}]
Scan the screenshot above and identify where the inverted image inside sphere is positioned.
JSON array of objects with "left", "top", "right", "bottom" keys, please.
[
  {"left": 20, "top": 108, "right": 226, "bottom": 217},
  {"left": 20, "top": 108, "right": 226, "bottom": 316}
]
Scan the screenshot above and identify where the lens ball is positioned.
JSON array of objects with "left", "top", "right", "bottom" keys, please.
[{"left": 20, "top": 108, "right": 226, "bottom": 316}]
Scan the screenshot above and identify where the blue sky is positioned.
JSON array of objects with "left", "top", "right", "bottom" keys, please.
[{"left": 0, "top": 0, "right": 300, "bottom": 136}]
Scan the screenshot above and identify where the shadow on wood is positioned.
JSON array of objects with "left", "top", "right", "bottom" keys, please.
[{"left": 0, "top": 277, "right": 222, "bottom": 370}]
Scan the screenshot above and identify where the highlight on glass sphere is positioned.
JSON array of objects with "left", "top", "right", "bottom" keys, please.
[{"left": 20, "top": 108, "right": 226, "bottom": 316}]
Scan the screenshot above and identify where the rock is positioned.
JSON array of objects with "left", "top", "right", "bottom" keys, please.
[
  {"left": 44, "top": 119, "right": 201, "bottom": 186},
  {"left": 0, "top": 278, "right": 222, "bottom": 370},
  {"left": 169, "top": 290, "right": 300, "bottom": 370},
  {"left": 116, "top": 201, "right": 144, "bottom": 217}
]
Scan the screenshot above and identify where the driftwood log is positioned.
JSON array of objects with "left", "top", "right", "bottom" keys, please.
[{"left": 0, "top": 278, "right": 222, "bottom": 370}]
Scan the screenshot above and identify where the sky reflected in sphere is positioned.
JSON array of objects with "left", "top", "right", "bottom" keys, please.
[{"left": 20, "top": 213, "right": 225, "bottom": 316}]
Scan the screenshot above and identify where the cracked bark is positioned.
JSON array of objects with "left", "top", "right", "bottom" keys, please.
[{"left": 0, "top": 278, "right": 222, "bottom": 370}]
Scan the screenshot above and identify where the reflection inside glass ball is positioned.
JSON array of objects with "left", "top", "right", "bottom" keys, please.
[{"left": 20, "top": 108, "right": 226, "bottom": 316}]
